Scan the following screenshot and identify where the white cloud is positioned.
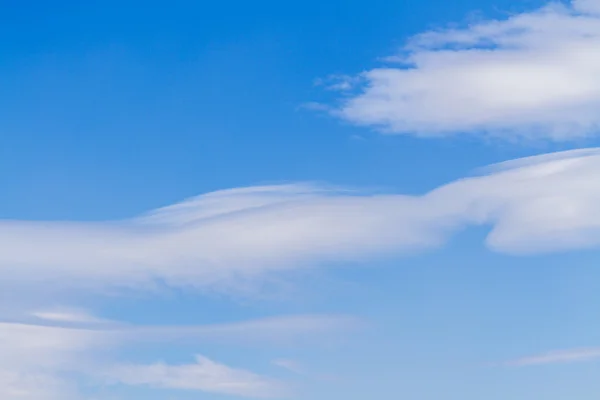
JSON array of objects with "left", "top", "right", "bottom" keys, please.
[
  {"left": 0, "top": 322, "right": 103, "bottom": 369},
  {"left": 0, "top": 183, "right": 442, "bottom": 291},
  {"left": 505, "top": 347, "right": 600, "bottom": 366},
  {"left": 332, "top": 0, "right": 600, "bottom": 140},
  {"left": 575, "top": 0, "right": 600, "bottom": 14},
  {"left": 0, "top": 371, "right": 78, "bottom": 400},
  {"left": 106, "top": 355, "right": 286, "bottom": 398},
  {"left": 0, "top": 323, "right": 106, "bottom": 400},
  {"left": 426, "top": 147, "right": 600, "bottom": 253},
  {"left": 0, "top": 314, "right": 350, "bottom": 399},
  {"left": 6, "top": 150, "right": 599, "bottom": 394},
  {"left": 31, "top": 308, "right": 114, "bottom": 325},
  {"left": 2, "top": 148, "right": 600, "bottom": 294}
]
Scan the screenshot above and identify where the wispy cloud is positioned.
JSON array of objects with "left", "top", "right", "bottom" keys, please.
[
  {"left": 505, "top": 347, "right": 600, "bottom": 366},
  {"left": 2, "top": 148, "right": 600, "bottom": 296},
  {"left": 0, "top": 322, "right": 105, "bottom": 400},
  {"left": 330, "top": 0, "right": 600, "bottom": 141},
  {"left": 0, "top": 371, "right": 78, "bottom": 400},
  {"left": 106, "top": 355, "right": 287, "bottom": 398},
  {"left": 0, "top": 313, "right": 353, "bottom": 399},
  {"left": 31, "top": 308, "right": 115, "bottom": 326}
]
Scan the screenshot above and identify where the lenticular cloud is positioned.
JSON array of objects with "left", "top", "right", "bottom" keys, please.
[{"left": 1, "top": 148, "right": 600, "bottom": 290}]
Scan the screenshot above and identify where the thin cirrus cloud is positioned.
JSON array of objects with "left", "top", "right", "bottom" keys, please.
[
  {"left": 505, "top": 347, "right": 600, "bottom": 366},
  {"left": 2, "top": 148, "right": 600, "bottom": 292},
  {"left": 31, "top": 308, "right": 116, "bottom": 325},
  {"left": 106, "top": 355, "right": 287, "bottom": 398},
  {"left": 0, "top": 313, "right": 350, "bottom": 399},
  {"left": 330, "top": 0, "right": 600, "bottom": 141}
]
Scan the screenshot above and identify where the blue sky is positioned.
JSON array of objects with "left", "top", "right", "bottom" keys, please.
[{"left": 3, "top": 0, "right": 600, "bottom": 399}]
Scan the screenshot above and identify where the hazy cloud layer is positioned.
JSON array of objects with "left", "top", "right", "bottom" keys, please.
[
  {"left": 0, "top": 314, "right": 350, "bottom": 399},
  {"left": 107, "top": 355, "right": 287, "bottom": 398}
]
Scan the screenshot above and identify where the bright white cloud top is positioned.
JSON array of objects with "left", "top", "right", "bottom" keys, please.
[
  {"left": 1, "top": 147, "right": 600, "bottom": 292},
  {"left": 333, "top": 0, "right": 600, "bottom": 140}
]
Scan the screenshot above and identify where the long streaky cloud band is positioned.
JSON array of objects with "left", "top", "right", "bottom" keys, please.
[
  {"left": 2, "top": 148, "right": 600, "bottom": 292},
  {"left": 505, "top": 347, "right": 600, "bottom": 366}
]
